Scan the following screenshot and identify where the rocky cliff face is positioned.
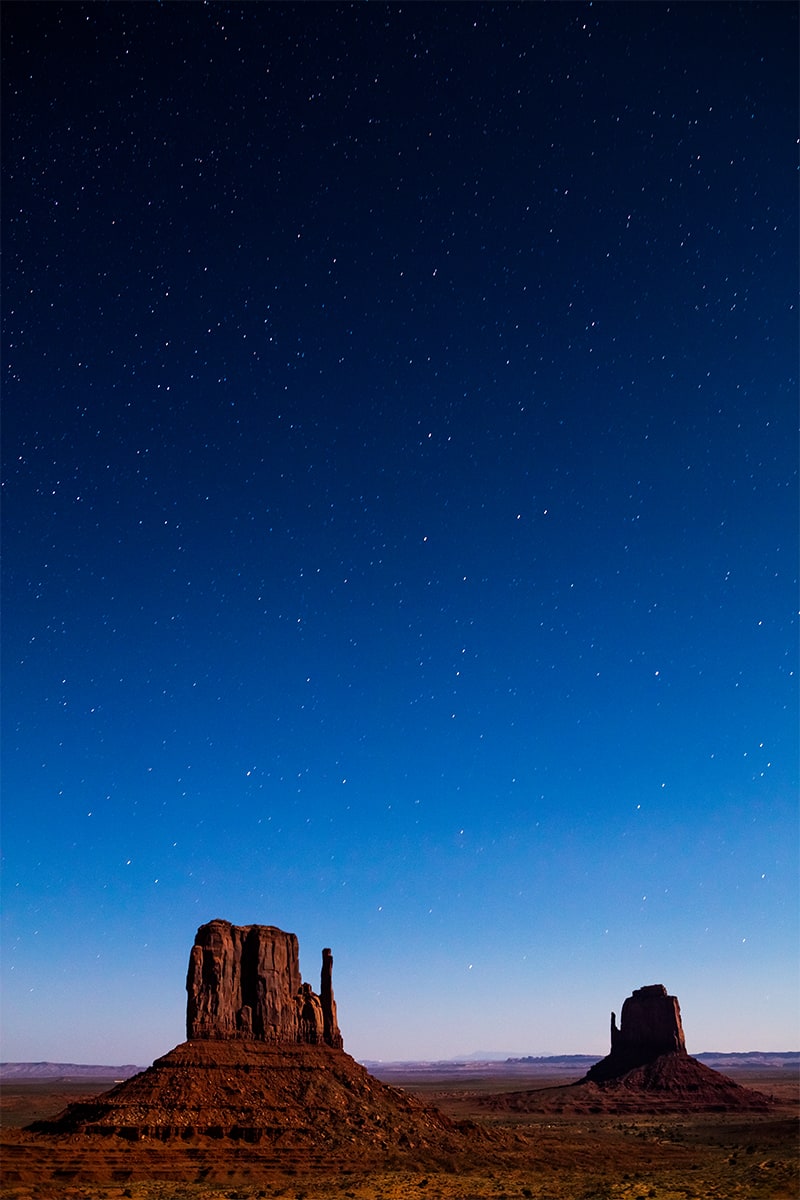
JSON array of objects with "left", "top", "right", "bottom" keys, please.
[
  {"left": 186, "top": 919, "right": 343, "bottom": 1048},
  {"left": 587, "top": 984, "right": 686, "bottom": 1081}
]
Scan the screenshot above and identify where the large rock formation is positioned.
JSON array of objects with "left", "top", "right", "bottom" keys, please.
[
  {"left": 587, "top": 983, "right": 685, "bottom": 1081},
  {"left": 28, "top": 917, "right": 490, "bottom": 1159},
  {"left": 186, "top": 919, "right": 342, "bottom": 1049}
]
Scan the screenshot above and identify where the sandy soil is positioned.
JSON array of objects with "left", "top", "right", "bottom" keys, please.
[{"left": 1, "top": 1064, "right": 797, "bottom": 1200}]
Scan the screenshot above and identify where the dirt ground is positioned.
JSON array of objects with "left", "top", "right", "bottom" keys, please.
[{"left": 1, "top": 1064, "right": 797, "bottom": 1200}]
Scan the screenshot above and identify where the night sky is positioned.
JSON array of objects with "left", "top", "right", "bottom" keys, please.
[{"left": 2, "top": 2, "right": 797, "bottom": 1065}]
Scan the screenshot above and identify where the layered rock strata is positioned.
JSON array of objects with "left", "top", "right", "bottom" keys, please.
[
  {"left": 186, "top": 919, "right": 342, "bottom": 1048},
  {"left": 28, "top": 1040, "right": 475, "bottom": 1152}
]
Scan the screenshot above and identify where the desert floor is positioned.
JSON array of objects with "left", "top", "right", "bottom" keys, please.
[{"left": 1, "top": 1063, "right": 797, "bottom": 1200}]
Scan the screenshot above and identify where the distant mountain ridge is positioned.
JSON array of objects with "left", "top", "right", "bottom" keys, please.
[
  {"left": 0, "top": 1062, "right": 144, "bottom": 1079},
  {"left": 364, "top": 1050, "right": 799, "bottom": 1072},
  {"left": 509, "top": 1051, "right": 799, "bottom": 1068},
  {"left": 3, "top": 1050, "right": 797, "bottom": 1080}
]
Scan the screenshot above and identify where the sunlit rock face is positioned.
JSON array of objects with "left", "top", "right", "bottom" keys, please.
[
  {"left": 186, "top": 919, "right": 343, "bottom": 1048},
  {"left": 587, "top": 984, "right": 686, "bottom": 1081}
]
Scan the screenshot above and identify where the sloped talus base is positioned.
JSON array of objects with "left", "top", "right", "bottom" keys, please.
[{"left": 28, "top": 1040, "right": 483, "bottom": 1154}]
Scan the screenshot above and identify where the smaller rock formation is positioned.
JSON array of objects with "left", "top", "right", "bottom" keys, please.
[
  {"left": 588, "top": 983, "right": 685, "bottom": 1081},
  {"left": 480, "top": 982, "right": 774, "bottom": 1114},
  {"left": 186, "top": 919, "right": 342, "bottom": 1048}
]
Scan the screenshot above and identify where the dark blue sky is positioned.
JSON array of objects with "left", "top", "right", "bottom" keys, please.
[{"left": 2, "top": 2, "right": 797, "bottom": 1062}]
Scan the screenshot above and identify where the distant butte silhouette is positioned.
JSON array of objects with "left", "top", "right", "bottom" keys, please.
[
  {"left": 586, "top": 983, "right": 687, "bottom": 1081},
  {"left": 28, "top": 920, "right": 483, "bottom": 1156},
  {"left": 480, "top": 983, "right": 774, "bottom": 1115},
  {"left": 575, "top": 983, "right": 774, "bottom": 1108}
]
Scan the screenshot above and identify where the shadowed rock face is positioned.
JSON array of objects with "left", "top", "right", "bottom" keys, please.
[
  {"left": 186, "top": 919, "right": 343, "bottom": 1048},
  {"left": 587, "top": 984, "right": 686, "bottom": 1081}
]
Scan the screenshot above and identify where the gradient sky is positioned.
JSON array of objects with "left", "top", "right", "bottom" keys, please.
[{"left": 2, "top": 2, "right": 797, "bottom": 1066}]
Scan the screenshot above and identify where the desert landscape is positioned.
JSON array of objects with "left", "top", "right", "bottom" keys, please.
[
  {"left": 1, "top": 1057, "right": 797, "bottom": 1199},
  {"left": 5, "top": 4, "right": 797, "bottom": 1197},
  {"left": 1, "top": 921, "right": 797, "bottom": 1200}
]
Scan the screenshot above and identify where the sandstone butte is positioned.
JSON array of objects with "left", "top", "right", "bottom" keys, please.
[
  {"left": 586, "top": 983, "right": 688, "bottom": 1080},
  {"left": 185, "top": 919, "right": 343, "bottom": 1048},
  {"left": 28, "top": 919, "right": 485, "bottom": 1157},
  {"left": 481, "top": 983, "right": 774, "bottom": 1115}
]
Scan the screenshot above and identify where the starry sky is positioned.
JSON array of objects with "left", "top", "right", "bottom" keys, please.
[{"left": 2, "top": 2, "right": 797, "bottom": 1066}]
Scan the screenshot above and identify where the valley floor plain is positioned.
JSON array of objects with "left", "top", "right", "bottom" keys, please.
[{"left": 1, "top": 1061, "right": 797, "bottom": 1200}]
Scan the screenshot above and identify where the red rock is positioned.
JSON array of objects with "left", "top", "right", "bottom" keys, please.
[
  {"left": 587, "top": 983, "right": 686, "bottom": 1081},
  {"left": 186, "top": 919, "right": 342, "bottom": 1048},
  {"left": 27, "top": 919, "right": 490, "bottom": 1154},
  {"left": 480, "top": 1052, "right": 774, "bottom": 1114},
  {"left": 482, "top": 984, "right": 773, "bottom": 1115},
  {"left": 321, "top": 947, "right": 343, "bottom": 1050},
  {"left": 28, "top": 1040, "right": 477, "bottom": 1151}
]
